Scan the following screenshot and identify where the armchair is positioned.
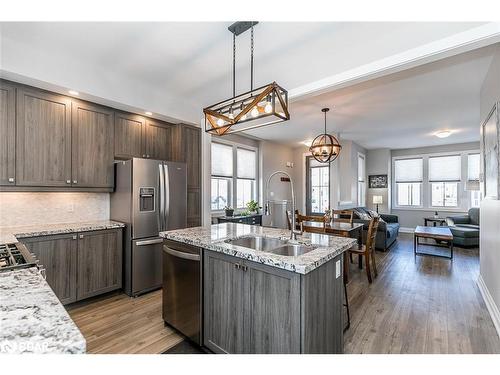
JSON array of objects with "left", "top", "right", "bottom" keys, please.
[{"left": 446, "top": 208, "right": 480, "bottom": 247}]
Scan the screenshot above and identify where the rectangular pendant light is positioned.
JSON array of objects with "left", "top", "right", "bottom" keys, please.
[{"left": 204, "top": 81, "right": 290, "bottom": 135}]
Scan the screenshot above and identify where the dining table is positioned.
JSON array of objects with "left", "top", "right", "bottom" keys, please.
[{"left": 301, "top": 220, "right": 364, "bottom": 283}]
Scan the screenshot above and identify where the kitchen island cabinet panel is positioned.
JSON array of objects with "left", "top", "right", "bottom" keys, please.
[
  {"left": 22, "top": 234, "right": 78, "bottom": 305},
  {"left": 204, "top": 251, "right": 245, "bottom": 353},
  {"left": 244, "top": 262, "right": 301, "bottom": 354}
]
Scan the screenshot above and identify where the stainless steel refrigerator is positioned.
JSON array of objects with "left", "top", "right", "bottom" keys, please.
[{"left": 111, "top": 158, "right": 187, "bottom": 297}]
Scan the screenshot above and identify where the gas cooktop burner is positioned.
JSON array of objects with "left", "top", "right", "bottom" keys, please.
[{"left": 0, "top": 242, "right": 38, "bottom": 272}]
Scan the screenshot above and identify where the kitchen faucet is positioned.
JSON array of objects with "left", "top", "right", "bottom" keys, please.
[{"left": 264, "top": 170, "right": 301, "bottom": 240}]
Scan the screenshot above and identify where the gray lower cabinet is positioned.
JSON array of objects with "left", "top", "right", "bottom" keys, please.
[
  {"left": 77, "top": 229, "right": 123, "bottom": 300},
  {"left": 22, "top": 233, "right": 78, "bottom": 305},
  {"left": 203, "top": 250, "right": 343, "bottom": 354},
  {"left": 21, "top": 228, "right": 122, "bottom": 304}
]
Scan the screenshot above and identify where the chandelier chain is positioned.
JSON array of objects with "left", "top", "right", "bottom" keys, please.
[
  {"left": 233, "top": 32, "right": 236, "bottom": 98},
  {"left": 251, "top": 24, "right": 254, "bottom": 91}
]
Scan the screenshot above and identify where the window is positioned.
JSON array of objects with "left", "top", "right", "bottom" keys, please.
[
  {"left": 211, "top": 143, "right": 233, "bottom": 211},
  {"left": 357, "top": 153, "right": 366, "bottom": 206},
  {"left": 211, "top": 141, "right": 258, "bottom": 212},
  {"left": 394, "top": 158, "right": 423, "bottom": 206},
  {"left": 429, "top": 155, "right": 460, "bottom": 207},
  {"left": 307, "top": 157, "right": 329, "bottom": 215},
  {"left": 236, "top": 148, "right": 256, "bottom": 208},
  {"left": 468, "top": 153, "right": 481, "bottom": 208}
]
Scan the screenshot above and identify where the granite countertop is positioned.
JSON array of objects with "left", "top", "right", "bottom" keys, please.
[
  {"left": 160, "top": 223, "right": 357, "bottom": 274},
  {"left": 0, "top": 220, "right": 125, "bottom": 245},
  {"left": 0, "top": 268, "right": 86, "bottom": 354}
]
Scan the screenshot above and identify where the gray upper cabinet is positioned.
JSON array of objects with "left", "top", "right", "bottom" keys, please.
[
  {"left": 16, "top": 87, "right": 72, "bottom": 187},
  {"left": 0, "top": 81, "right": 16, "bottom": 186},
  {"left": 114, "top": 112, "right": 145, "bottom": 159},
  {"left": 22, "top": 233, "right": 78, "bottom": 305},
  {"left": 145, "top": 118, "right": 172, "bottom": 160},
  {"left": 71, "top": 100, "right": 114, "bottom": 188},
  {"left": 204, "top": 251, "right": 245, "bottom": 353}
]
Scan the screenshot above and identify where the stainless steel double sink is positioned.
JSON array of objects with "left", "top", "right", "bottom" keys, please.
[{"left": 225, "top": 236, "right": 317, "bottom": 257}]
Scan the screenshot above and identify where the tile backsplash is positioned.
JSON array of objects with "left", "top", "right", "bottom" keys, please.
[{"left": 0, "top": 192, "right": 109, "bottom": 227}]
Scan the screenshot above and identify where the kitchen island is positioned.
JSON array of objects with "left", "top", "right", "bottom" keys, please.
[{"left": 160, "top": 223, "right": 356, "bottom": 354}]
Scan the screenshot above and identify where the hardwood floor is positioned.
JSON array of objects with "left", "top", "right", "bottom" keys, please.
[
  {"left": 344, "top": 233, "right": 500, "bottom": 354},
  {"left": 67, "top": 233, "right": 500, "bottom": 354},
  {"left": 67, "top": 290, "right": 183, "bottom": 354}
]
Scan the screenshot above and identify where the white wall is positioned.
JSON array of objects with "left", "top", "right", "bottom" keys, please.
[
  {"left": 478, "top": 44, "right": 500, "bottom": 336},
  {"left": 0, "top": 192, "right": 109, "bottom": 227},
  {"left": 366, "top": 148, "right": 391, "bottom": 214}
]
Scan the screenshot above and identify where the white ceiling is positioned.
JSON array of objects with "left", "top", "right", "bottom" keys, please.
[
  {"left": 246, "top": 45, "right": 497, "bottom": 149},
  {"left": 0, "top": 22, "right": 496, "bottom": 149}
]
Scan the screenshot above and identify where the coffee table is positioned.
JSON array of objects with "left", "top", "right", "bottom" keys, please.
[{"left": 414, "top": 226, "right": 453, "bottom": 259}]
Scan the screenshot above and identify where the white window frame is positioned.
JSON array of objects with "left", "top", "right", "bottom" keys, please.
[
  {"left": 211, "top": 139, "right": 259, "bottom": 213},
  {"left": 393, "top": 157, "right": 424, "bottom": 208},
  {"left": 357, "top": 152, "right": 366, "bottom": 207},
  {"left": 391, "top": 150, "right": 480, "bottom": 211},
  {"left": 428, "top": 154, "right": 461, "bottom": 209}
]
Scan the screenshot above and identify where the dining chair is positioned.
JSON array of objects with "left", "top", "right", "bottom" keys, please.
[
  {"left": 332, "top": 209, "right": 354, "bottom": 224},
  {"left": 348, "top": 216, "right": 379, "bottom": 283},
  {"left": 296, "top": 212, "right": 327, "bottom": 233}
]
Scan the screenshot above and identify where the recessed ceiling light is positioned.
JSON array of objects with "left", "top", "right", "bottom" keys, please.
[
  {"left": 68, "top": 90, "right": 79, "bottom": 96},
  {"left": 145, "top": 111, "right": 153, "bottom": 116},
  {"left": 435, "top": 130, "right": 452, "bottom": 138},
  {"left": 302, "top": 139, "right": 313, "bottom": 147}
]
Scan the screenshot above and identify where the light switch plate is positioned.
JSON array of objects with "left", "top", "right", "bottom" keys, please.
[{"left": 335, "top": 260, "right": 341, "bottom": 278}]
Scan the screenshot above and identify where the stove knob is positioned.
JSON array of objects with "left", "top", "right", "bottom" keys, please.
[{"left": 8, "top": 177, "right": 14, "bottom": 183}]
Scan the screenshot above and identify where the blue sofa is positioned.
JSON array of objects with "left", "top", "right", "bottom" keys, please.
[
  {"left": 350, "top": 207, "right": 400, "bottom": 251},
  {"left": 446, "top": 208, "right": 480, "bottom": 247}
]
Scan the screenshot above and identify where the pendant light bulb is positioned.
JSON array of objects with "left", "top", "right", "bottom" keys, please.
[
  {"left": 217, "top": 118, "right": 224, "bottom": 127},
  {"left": 264, "top": 102, "right": 272, "bottom": 114},
  {"left": 251, "top": 106, "right": 259, "bottom": 118}
]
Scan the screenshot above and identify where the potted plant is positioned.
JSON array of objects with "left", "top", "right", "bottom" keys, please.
[
  {"left": 224, "top": 206, "right": 234, "bottom": 217},
  {"left": 246, "top": 200, "right": 261, "bottom": 214}
]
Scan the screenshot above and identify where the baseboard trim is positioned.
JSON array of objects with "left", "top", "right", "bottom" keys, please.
[
  {"left": 399, "top": 227, "right": 415, "bottom": 233},
  {"left": 477, "top": 274, "right": 500, "bottom": 339}
]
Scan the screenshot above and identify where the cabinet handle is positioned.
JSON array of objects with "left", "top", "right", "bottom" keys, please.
[
  {"left": 234, "top": 263, "right": 240, "bottom": 270},
  {"left": 73, "top": 180, "right": 78, "bottom": 184},
  {"left": 72, "top": 235, "right": 77, "bottom": 240},
  {"left": 66, "top": 180, "right": 71, "bottom": 184},
  {"left": 241, "top": 265, "right": 248, "bottom": 272},
  {"left": 79, "top": 234, "right": 84, "bottom": 239},
  {"left": 8, "top": 177, "right": 14, "bottom": 183}
]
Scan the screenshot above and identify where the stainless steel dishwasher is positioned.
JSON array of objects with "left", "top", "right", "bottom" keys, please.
[{"left": 162, "top": 240, "right": 202, "bottom": 345}]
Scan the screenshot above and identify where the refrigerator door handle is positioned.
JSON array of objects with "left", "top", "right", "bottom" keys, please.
[
  {"left": 158, "top": 163, "right": 165, "bottom": 231},
  {"left": 164, "top": 163, "right": 170, "bottom": 230}
]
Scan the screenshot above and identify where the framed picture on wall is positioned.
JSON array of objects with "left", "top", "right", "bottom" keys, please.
[
  {"left": 368, "top": 174, "right": 388, "bottom": 189},
  {"left": 481, "top": 102, "right": 500, "bottom": 199}
]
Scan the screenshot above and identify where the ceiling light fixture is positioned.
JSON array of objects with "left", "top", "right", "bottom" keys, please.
[
  {"left": 68, "top": 90, "right": 79, "bottom": 96},
  {"left": 203, "top": 22, "right": 290, "bottom": 136},
  {"left": 145, "top": 111, "right": 153, "bottom": 116},
  {"left": 309, "top": 108, "right": 342, "bottom": 164},
  {"left": 435, "top": 130, "right": 452, "bottom": 138}
]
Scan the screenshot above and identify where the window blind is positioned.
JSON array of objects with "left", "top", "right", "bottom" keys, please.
[
  {"left": 467, "top": 154, "right": 480, "bottom": 181},
  {"left": 237, "top": 148, "right": 256, "bottom": 179},
  {"left": 395, "top": 158, "right": 423, "bottom": 182},
  {"left": 429, "top": 155, "right": 461, "bottom": 182},
  {"left": 211, "top": 142, "right": 233, "bottom": 177}
]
